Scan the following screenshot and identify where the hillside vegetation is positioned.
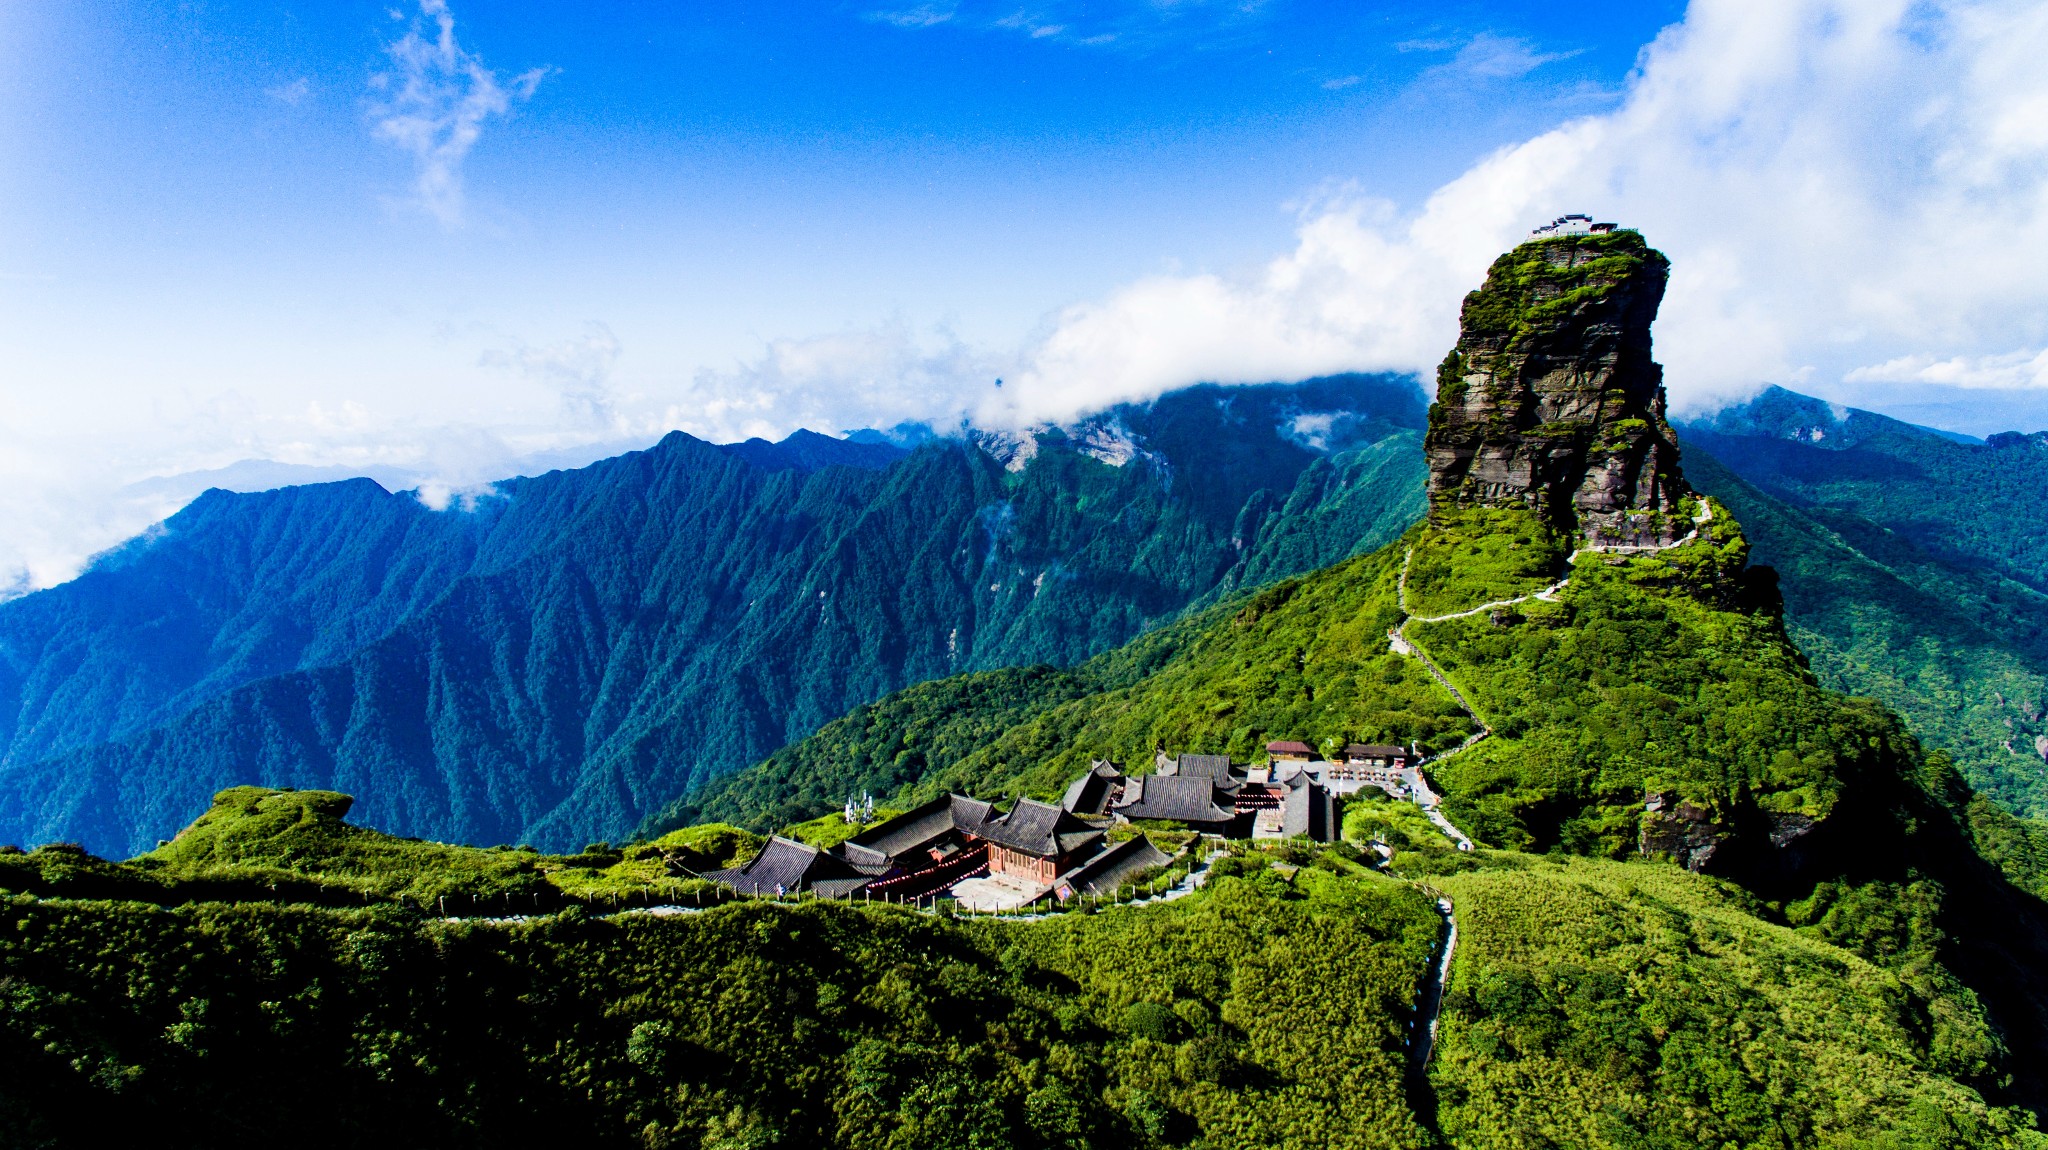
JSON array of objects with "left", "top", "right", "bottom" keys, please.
[
  {"left": 675, "top": 501, "right": 1863, "bottom": 861},
  {"left": 659, "top": 543, "right": 1476, "bottom": 834},
  {"left": 1, "top": 821, "right": 1446, "bottom": 1149},
  {"left": 0, "top": 376, "right": 1428, "bottom": 856},
  {"left": 671, "top": 478, "right": 2048, "bottom": 1122},
  {"left": 1431, "top": 857, "right": 2039, "bottom": 1148},
  {"left": 1681, "top": 410, "right": 2048, "bottom": 819},
  {"left": 7, "top": 784, "right": 2044, "bottom": 1146},
  {"left": 0, "top": 787, "right": 759, "bottom": 914}
]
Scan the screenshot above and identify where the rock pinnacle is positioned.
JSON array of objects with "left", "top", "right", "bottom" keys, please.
[{"left": 1424, "top": 228, "right": 1694, "bottom": 547}]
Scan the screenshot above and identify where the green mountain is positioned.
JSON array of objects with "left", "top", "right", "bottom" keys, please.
[
  {"left": 11, "top": 230, "right": 2048, "bottom": 1147},
  {"left": 658, "top": 229, "right": 2048, "bottom": 1127},
  {"left": 4, "top": 786, "right": 1450, "bottom": 1149},
  {"left": 1678, "top": 389, "right": 2048, "bottom": 818},
  {"left": 0, "top": 377, "right": 1427, "bottom": 856},
  {"left": 10, "top": 787, "right": 2044, "bottom": 1147}
]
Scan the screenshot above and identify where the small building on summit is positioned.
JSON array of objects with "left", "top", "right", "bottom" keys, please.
[{"left": 1527, "top": 214, "right": 1619, "bottom": 239}]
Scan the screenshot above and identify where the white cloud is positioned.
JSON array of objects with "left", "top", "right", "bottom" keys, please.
[
  {"left": 1847, "top": 348, "right": 2048, "bottom": 390},
  {"left": 669, "top": 321, "right": 1007, "bottom": 444},
  {"left": 368, "top": 0, "right": 547, "bottom": 227},
  {"left": 867, "top": 5, "right": 956, "bottom": 28},
  {"left": 1418, "top": 33, "right": 1583, "bottom": 84},
  {"left": 481, "top": 322, "right": 625, "bottom": 426},
  {"left": 974, "top": 0, "right": 2048, "bottom": 426},
  {"left": 265, "top": 77, "right": 310, "bottom": 105},
  {"left": 12, "top": 0, "right": 2048, "bottom": 595}
]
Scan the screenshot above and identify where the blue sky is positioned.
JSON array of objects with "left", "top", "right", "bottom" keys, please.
[
  {"left": 4, "top": 0, "right": 2048, "bottom": 589},
  {"left": 6, "top": 1, "right": 1677, "bottom": 364}
]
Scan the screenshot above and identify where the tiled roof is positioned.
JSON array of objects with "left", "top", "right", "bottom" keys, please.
[
  {"left": 1284, "top": 778, "right": 1336, "bottom": 841},
  {"left": 1114, "top": 774, "right": 1234, "bottom": 825},
  {"left": 838, "top": 793, "right": 992, "bottom": 866},
  {"left": 1062, "top": 761, "right": 1124, "bottom": 816},
  {"left": 979, "top": 798, "right": 1103, "bottom": 857},
  {"left": 1059, "top": 835, "right": 1172, "bottom": 895},
  {"left": 1344, "top": 743, "right": 1406, "bottom": 757},
  {"left": 1265, "top": 740, "right": 1315, "bottom": 756},
  {"left": 708, "top": 836, "right": 870, "bottom": 896},
  {"left": 1175, "top": 754, "right": 1240, "bottom": 785}
]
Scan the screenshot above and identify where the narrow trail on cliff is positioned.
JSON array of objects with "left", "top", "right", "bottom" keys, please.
[
  {"left": 1391, "top": 498, "right": 1715, "bottom": 764},
  {"left": 1407, "top": 889, "right": 1459, "bottom": 1087},
  {"left": 1390, "top": 499, "right": 1717, "bottom": 1096}
]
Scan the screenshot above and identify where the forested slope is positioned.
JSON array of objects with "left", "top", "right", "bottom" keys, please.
[
  {"left": 1682, "top": 448, "right": 2048, "bottom": 817},
  {"left": 1431, "top": 857, "right": 2040, "bottom": 1147},
  {"left": 665, "top": 233, "right": 2048, "bottom": 1125},
  {"left": 0, "top": 811, "right": 1446, "bottom": 1150},
  {"left": 1677, "top": 387, "right": 2048, "bottom": 817},
  {"left": 0, "top": 376, "right": 1428, "bottom": 855},
  {"left": 8, "top": 790, "right": 2042, "bottom": 1148},
  {"left": 670, "top": 484, "right": 2048, "bottom": 1122}
]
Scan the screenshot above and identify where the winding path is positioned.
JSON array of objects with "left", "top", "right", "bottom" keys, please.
[
  {"left": 1408, "top": 892, "right": 1459, "bottom": 1081},
  {"left": 1390, "top": 498, "right": 1716, "bottom": 1076},
  {"left": 1390, "top": 499, "right": 1715, "bottom": 773}
]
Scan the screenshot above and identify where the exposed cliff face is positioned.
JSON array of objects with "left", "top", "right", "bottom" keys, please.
[{"left": 1425, "top": 230, "right": 1694, "bottom": 547}]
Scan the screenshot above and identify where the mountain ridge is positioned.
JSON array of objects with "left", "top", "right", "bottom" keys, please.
[
  {"left": 646, "top": 228, "right": 2048, "bottom": 1123},
  {"left": 0, "top": 376, "right": 1430, "bottom": 854}
]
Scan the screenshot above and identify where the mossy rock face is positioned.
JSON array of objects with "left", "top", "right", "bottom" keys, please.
[{"left": 1425, "top": 229, "right": 1693, "bottom": 547}]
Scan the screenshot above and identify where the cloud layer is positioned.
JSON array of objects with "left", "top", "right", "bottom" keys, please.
[
  {"left": 9, "top": 0, "right": 2048, "bottom": 595},
  {"left": 977, "top": 0, "right": 2048, "bottom": 427}
]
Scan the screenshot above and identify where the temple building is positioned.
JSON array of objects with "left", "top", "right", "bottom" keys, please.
[
  {"left": 1060, "top": 761, "right": 1124, "bottom": 817},
  {"left": 705, "top": 732, "right": 1407, "bottom": 907},
  {"left": 976, "top": 798, "right": 1105, "bottom": 883},
  {"left": 702, "top": 836, "right": 878, "bottom": 898},
  {"left": 1054, "top": 835, "right": 1171, "bottom": 901},
  {"left": 1111, "top": 773, "right": 1239, "bottom": 836},
  {"left": 837, "top": 793, "right": 993, "bottom": 872}
]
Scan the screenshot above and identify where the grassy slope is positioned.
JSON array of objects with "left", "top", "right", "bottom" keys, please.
[
  {"left": 659, "top": 492, "right": 2048, "bottom": 1130},
  {"left": 0, "top": 786, "right": 763, "bottom": 913},
  {"left": 682, "top": 501, "right": 1872, "bottom": 860},
  {"left": 7, "top": 786, "right": 2044, "bottom": 1147},
  {"left": 1413, "top": 502, "right": 1899, "bottom": 852},
  {"left": 1432, "top": 858, "right": 2040, "bottom": 1148},
  {"left": 657, "top": 545, "right": 1478, "bottom": 835},
  {"left": 0, "top": 845, "right": 1440, "bottom": 1149}
]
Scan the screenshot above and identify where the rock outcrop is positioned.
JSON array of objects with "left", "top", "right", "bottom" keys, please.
[
  {"left": 1638, "top": 791, "right": 1725, "bottom": 872},
  {"left": 1425, "top": 228, "right": 1694, "bottom": 546}
]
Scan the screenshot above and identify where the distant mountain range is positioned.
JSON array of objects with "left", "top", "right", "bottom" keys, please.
[
  {"left": 8, "top": 363, "right": 2048, "bottom": 857},
  {"left": 0, "top": 376, "right": 1428, "bottom": 855},
  {"left": 1678, "top": 387, "right": 2048, "bottom": 818}
]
